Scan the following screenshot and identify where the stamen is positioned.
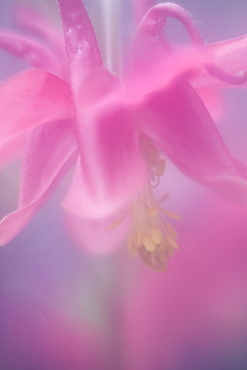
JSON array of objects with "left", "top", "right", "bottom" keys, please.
[
  {"left": 128, "top": 234, "right": 137, "bottom": 257},
  {"left": 158, "top": 193, "right": 170, "bottom": 203},
  {"left": 128, "top": 231, "right": 142, "bottom": 257},
  {"left": 133, "top": 231, "right": 142, "bottom": 247},
  {"left": 108, "top": 134, "right": 179, "bottom": 271},
  {"left": 108, "top": 216, "right": 126, "bottom": 229},
  {"left": 145, "top": 206, "right": 159, "bottom": 216},
  {"left": 130, "top": 185, "right": 179, "bottom": 271},
  {"left": 126, "top": 133, "right": 180, "bottom": 271},
  {"left": 166, "top": 223, "right": 178, "bottom": 239},
  {"left": 143, "top": 236, "right": 156, "bottom": 252},
  {"left": 151, "top": 228, "right": 162, "bottom": 245},
  {"left": 163, "top": 209, "right": 181, "bottom": 220}
]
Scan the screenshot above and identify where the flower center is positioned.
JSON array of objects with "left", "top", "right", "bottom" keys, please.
[
  {"left": 128, "top": 134, "right": 179, "bottom": 271},
  {"left": 109, "top": 134, "right": 179, "bottom": 271}
]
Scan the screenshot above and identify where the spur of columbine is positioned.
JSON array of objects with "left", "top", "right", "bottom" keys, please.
[{"left": 1, "top": 0, "right": 247, "bottom": 271}]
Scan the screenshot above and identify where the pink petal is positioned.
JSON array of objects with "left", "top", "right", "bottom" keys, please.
[
  {"left": 14, "top": 5, "right": 65, "bottom": 59},
  {"left": 0, "top": 134, "right": 25, "bottom": 169},
  {"left": 0, "top": 31, "right": 61, "bottom": 74},
  {"left": 195, "top": 87, "right": 223, "bottom": 122},
  {"left": 0, "top": 120, "right": 77, "bottom": 246},
  {"left": 128, "top": 3, "right": 210, "bottom": 103},
  {"left": 63, "top": 69, "right": 147, "bottom": 218},
  {"left": 63, "top": 125, "right": 146, "bottom": 218},
  {"left": 132, "top": 3, "right": 247, "bottom": 98},
  {"left": 57, "top": 0, "right": 102, "bottom": 87},
  {"left": 0, "top": 69, "right": 72, "bottom": 167},
  {"left": 133, "top": 3, "right": 202, "bottom": 66},
  {"left": 125, "top": 45, "right": 209, "bottom": 105},
  {"left": 135, "top": 78, "right": 247, "bottom": 204},
  {"left": 64, "top": 210, "right": 129, "bottom": 255},
  {"left": 191, "top": 35, "right": 247, "bottom": 88},
  {"left": 131, "top": 0, "right": 155, "bottom": 25}
]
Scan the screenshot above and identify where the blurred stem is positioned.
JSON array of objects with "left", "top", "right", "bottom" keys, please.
[{"left": 100, "top": 0, "right": 122, "bottom": 75}]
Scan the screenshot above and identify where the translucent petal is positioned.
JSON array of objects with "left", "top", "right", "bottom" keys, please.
[
  {"left": 57, "top": 0, "right": 102, "bottom": 87},
  {"left": 0, "top": 69, "right": 72, "bottom": 168},
  {"left": 0, "top": 120, "right": 77, "bottom": 246},
  {"left": 135, "top": 78, "right": 247, "bottom": 204}
]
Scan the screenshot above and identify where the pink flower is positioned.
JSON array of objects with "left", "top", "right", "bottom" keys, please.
[{"left": 1, "top": 0, "right": 247, "bottom": 270}]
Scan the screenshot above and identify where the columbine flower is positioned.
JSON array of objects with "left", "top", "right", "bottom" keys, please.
[{"left": 1, "top": 0, "right": 247, "bottom": 271}]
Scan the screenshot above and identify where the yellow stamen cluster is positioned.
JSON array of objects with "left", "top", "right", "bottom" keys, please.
[
  {"left": 127, "top": 133, "right": 180, "bottom": 271},
  {"left": 109, "top": 134, "right": 179, "bottom": 271},
  {"left": 128, "top": 186, "right": 179, "bottom": 271}
]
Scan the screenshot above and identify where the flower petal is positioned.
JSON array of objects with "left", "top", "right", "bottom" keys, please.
[
  {"left": 0, "top": 134, "right": 25, "bottom": 169},
  {"left": 0, "top": 31, "right": 61, "bottom": 75},
  {"left": 191, "top": 35, "right": 247, "bottom": 89},
  {"left": 132, "top": 3, "right": 247, "bottom": 102},
  {"left": 194, "top": 87, "right": 223, "bottom": 122},
  {"left": 132, "top": 3, "right": 202, "bottom": 68},
  {"left": 0, "top": 69, "right": 72, "bottom": 167},
  {"left": 129, "top": 3, "right": 210, "bottom": 103},
  {"left": 63, "top": 117, "right": 146, "bottom": 218},
  {"left": 14, "top": 5, "right": 65, "bottom": 58},
  {"left": 135, "top": 78, "right": 247, "bottom": 204},
  {"left": 125, "top": 45, "right": 209, "bottom": 105},
  {"left": 64, "top": 210, "right": 129, "bottom": 255},
  {"left": 0, "top": 120, "right": 77, "bottom": 246},
  {"left": 63, "top": 68, "right": 147, "bottom": 218},
  {"left": 131, "top": 0, "right": 155, "bottom": 25},
  {"left": 57, "top": 0, "right": 102, "bottom": 87}
]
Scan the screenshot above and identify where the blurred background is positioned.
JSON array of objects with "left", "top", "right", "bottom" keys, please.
[{"left": 1, "top": 0, "right": 247, "bottom": 369}]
